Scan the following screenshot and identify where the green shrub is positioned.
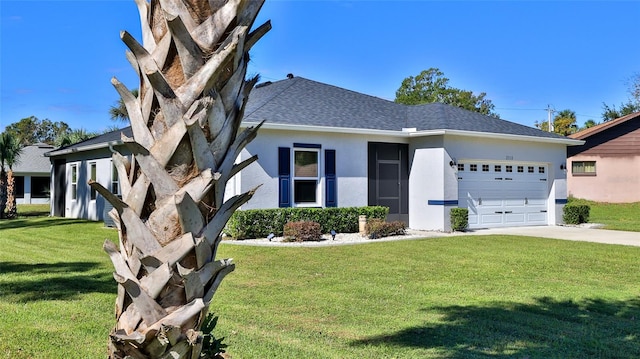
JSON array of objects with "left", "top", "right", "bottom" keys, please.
[
  {"left": 226, "top": 206, "right": 388, "bottom": 239},
  {"left": 365, "top": 219, "right": 406, "bottom": 239},
  {"left": 283, "top": 221, "right": 322, "bottom": 242},
  {"left": 450, "top": 208, "right": 469, "bottom": 232},
  {"left": 563, "top": 204, "right": 590, "bottom": 224}
]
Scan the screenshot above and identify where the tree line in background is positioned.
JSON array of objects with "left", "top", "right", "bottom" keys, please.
[
  {"left": 2, "top": 116, "right": 105, "bottom": 148},
  {"left": 396, "top": 68, "right": 640, "bottom": 137}
]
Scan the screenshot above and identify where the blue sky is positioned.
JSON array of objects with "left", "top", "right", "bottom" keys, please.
[{"left": 2, "top": 1, "right": 639, "bottom": 133}]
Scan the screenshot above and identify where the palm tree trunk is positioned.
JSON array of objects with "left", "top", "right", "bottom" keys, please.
[
  {"left": 0, "top": 169, "right": 7, "bottom": 219},
  {"left": 94, "top": 1, "right": 270, "bottom": 358},
  {"left": 5, "top": 170, "right": 17, "bottom": 219}
]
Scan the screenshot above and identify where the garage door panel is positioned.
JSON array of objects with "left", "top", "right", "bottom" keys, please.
[
  {"left": 480, "top": 213, "right": 503, "bottom": 224},
  {"left": 526, "top": 212, "right": 547, "bottom": 223},
  {"left": 458, "top": 162, "right": 549, "bottom": 228},
  {"left": 505, "top": 213, "right": 526, "bottom": 223}
]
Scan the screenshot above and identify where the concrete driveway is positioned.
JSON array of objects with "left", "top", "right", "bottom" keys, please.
[{"left": 464, "top": 225, "right": 640, "bottom": 247}]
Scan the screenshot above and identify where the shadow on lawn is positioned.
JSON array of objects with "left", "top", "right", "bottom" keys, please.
[
  {"left": 353, "top": 297, "right": 640, "bottom": 358},
  {"left": 0, "top": 217, "right": 94, "bottom": 230},
  {"left": 0, "top": 261, "right": 114, "bottom": 302}
]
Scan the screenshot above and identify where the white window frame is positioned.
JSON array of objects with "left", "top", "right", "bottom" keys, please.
[
  {"left": 111, "top": 161, "right": 120, "bottom": 196},
  {"left": 292, "top": 147, "right": 321, "bottom": 207},
  {"left": 89, "top": 162, "right": 97, "bottom": 200},
  {"left": 70, "top": 164, "right": 78, "bottom": 200}
]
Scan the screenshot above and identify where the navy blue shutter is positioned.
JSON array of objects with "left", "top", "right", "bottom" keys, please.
[
  {"left": 278, "top": 147, "right": 291, "bottom": 207},
  {"left": 325, "top": 149, "right": 337, "bottom": 207}
]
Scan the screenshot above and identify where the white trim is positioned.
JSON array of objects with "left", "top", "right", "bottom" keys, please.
[{"left": 244, "top": 122, "right": 585, "bottom": 146}]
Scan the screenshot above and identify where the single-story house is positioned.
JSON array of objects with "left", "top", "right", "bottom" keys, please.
[
  {"left": 46, "top": 76, "right": 582, "bottom": 231},
  {"left": 8, "top": 143, "right": 53, "bottom": 205},
  {"left": 567, "top": 111, "right": 640, "bottom": 203}
]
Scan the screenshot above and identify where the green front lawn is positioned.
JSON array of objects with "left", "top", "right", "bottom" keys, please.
[
  {"left": 1, "top": 217, "right": 639, "bottom": 358},
  {"left": 569, "top": 198, "right": 640, "bottom": 232}
]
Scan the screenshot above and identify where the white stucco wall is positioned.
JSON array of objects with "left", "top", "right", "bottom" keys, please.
[
  {"left": 236, "top": 128, "right": 408, "bottom": 211},
  {"left": 62, "top": 149, "right": 115, "bottom": 221}
]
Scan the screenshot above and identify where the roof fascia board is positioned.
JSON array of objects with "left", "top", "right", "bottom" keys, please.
[
  {"left": 248, "top": 122, "right": 585, "bottom": 145},
  {"left": 243, "top": 122, "right": 410, "bottom": 138},
  {"left": 45, "top": 140, "right": 124, "bottom": 157},
  {"left": 413, "top": 129, "right": 585, "bottom": 146}
]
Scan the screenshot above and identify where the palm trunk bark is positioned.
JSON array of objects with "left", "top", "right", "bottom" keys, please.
[
  {"left": 0, "top": 169, "right": 7, "bottom": 219},
  {"left": 96, "top": 1, "right": 270, "bottom": 357},
  {"left": 6, "top": 170, "right": 17, "bottom": 219}
]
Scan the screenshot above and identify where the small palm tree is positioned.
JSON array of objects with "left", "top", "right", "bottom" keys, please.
[
  {"left": 0, "top": 132, "right": 23, "bottom": 219},
  {"left": 109, "top": 89, "right": 139, "bottom": 122},
  {"left": 54, "top": 128, "right": 99, "bottom": 148}
]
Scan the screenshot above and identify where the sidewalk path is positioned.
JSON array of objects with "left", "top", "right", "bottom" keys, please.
[
  {"left": 222, "top": 225, "right": 640, "bottom": 247},
  {"left": 464, "top": 225, "right": 640, "bottom": 247}
]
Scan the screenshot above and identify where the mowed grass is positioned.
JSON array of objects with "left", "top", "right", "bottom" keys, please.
[
  {"left": 0, "top": 217, "right": 119, "bottom": 358},
  {"left": 572, "top": 199, "right": 640, "bottom": 232},
  {"left": 1, "top": 216, "right": 639, "bottom": 358}
]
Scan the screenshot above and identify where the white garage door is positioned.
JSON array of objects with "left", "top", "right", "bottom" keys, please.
[{"left": 458, "top": 162, "right": 549, "bottom": 228}]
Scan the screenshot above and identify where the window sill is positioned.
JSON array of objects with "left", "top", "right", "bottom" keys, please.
[{"left": 572, "top": 173, "right": 596, "bottom": 177}]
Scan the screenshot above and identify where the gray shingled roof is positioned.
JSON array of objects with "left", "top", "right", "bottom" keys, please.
[
  {"left": 9, "top": 143, "right": 54, "bottom": 174},
  {"left": 246, "top": 77, "right": 567, "bottom": 139},
  {"left": 47, "top": 76, "right": 568, "bottom": 157}
]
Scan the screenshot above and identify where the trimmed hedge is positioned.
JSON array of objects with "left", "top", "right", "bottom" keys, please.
[
  {"left": 226, "top": 206, "right": 389, "bottom": 239},
  {"left": 563, "top": 204, "right": 590, "bottom": 225},
  {"left": 450, "top": 208, "right": 469, "bottom": 232}
]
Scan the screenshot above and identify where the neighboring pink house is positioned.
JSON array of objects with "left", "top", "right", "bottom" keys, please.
[{"left": 567, "top": 111, "right": 640, "bottom": 203}]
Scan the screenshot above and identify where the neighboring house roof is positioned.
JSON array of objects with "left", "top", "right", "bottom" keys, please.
[
  {"left": 567, "top": 111, "right": 640, "bottom": 157},
  {"left": 569, "top": 111, "right": 640, "bottom": 140},
  {"left": 8, "top": 143, "right": 54, "bottom": 174},
  {"left": 47, "top": 76, "right": 580, "bottom": 157}
]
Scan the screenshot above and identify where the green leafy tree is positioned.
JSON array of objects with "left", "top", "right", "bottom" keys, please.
[
  {"left": 601, "top": 73, "right": 640, "bottom": 121},
  {"left": 535, "top": 109, "right": 578, "bottom": 136},
  {"left": 395, "top": 68, "right": 500, "bottom": 117},
  {"left": 553, "top": 109, "right": 578, "bottom": 136},
  {"left": 601, "top": 102, "right": 640, "bottom": 122},
  {"left": 582, "top": 119, "right": 598, "bottom": 130},
  {"left": 0, "top": 132, "right": 23, "bottom": 219},
  {"left": 4, "top": 116, "right": 71, "bottom": 145}
]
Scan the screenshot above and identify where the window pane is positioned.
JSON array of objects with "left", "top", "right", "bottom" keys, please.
[
  {"left": 572, "top": 161, "right": 596, "bottom": 174},
  {"left": 378, "top": 163, "right": 399, "bottom": 198},
  {"left": 71, "top": 165, "right": 77, "bottom": 182},
  {"left": 90, "top": 163, "right": 97, "bottom": 200},
  {"left": 90, "top": 163, "right": 97, "bottom": 181},
  {"left": 294, "top": 151, "right": 318, "bottom": 177},
  {"left": 31, "top": 177, "right": 49, "bottom": 198},
  {"left": 294, "top": 180, "right": 317, "bottom": 203},
  {"left": 15, "top": 176, "right": 25, "bottom": 197}
]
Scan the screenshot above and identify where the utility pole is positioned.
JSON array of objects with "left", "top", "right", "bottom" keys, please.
[{"left": 546, "top": 105, "right": 555, "bottom": 132}]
